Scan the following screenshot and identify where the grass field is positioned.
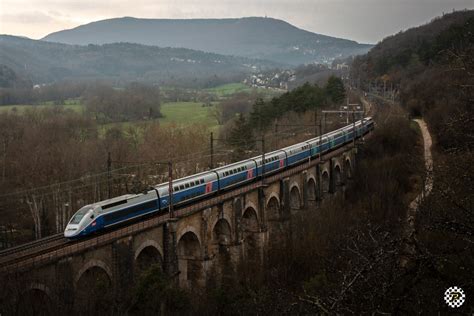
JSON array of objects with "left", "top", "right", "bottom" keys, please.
[
  {"left": 205, "top": 83, "right": 253, "bottom": 97},
  {"left": 159, "top": 101, "right": 218, "bottom": 129},
  {"left": 99, "top": 101, "right": 219, "bottom": 135},
  {"left": 0, "top": 101, "right": 84, "bottom": 114},
  {"left": 0, "top": 101, "right": 218, "bottom": 129}
]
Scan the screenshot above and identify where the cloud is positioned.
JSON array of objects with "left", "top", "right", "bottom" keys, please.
[
  {"left": 1, "top": 11, "right": 56, "bottom": 24},
  {"left": 0, "top": 0, "right": 473, "bottom": 42}
]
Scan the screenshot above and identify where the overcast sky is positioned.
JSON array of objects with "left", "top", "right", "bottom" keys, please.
[{"left": 1, "top": 0, "right": 473, "bottom": 43}]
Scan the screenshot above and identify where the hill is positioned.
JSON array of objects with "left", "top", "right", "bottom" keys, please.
[
  {"left": 42, "top": 17, "right": 372, "bottom": 65},
  {"left": 351, "top": 9, "right": 474, "bottom": 150},
  {"left": 0, "top": 35, "right": 280, "bottom": 87},
  {"left": 351, "top": 10, "right": 474, "bottom": 86}
]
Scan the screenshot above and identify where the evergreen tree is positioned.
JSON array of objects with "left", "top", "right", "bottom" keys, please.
[
  {"left": 227, "top": 114, "right": 255, "bottom": 158},
  {"left": 325, "top": 76, "right": 346, "bottom": 104}
]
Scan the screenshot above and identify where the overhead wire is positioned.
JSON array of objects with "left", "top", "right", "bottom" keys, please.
[{"left": 0, "top": 120, "right": 326, "bottom": 201}]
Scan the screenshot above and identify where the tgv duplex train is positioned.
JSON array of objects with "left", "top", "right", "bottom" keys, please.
[{"left": 64, "top": 118, "right": 374, "bottom": 239}]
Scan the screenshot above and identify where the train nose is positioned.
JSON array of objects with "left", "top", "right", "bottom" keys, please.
[{"left": 64, "top": 225, "right": 79, "bottom": 238}]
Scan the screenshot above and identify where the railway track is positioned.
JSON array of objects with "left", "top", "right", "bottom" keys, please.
[
  {"left": 0, "top": 134, "right": 371, "bottom": 273},
  {"left": 0, "top": 233, "right": 67, "bottom": 266}
]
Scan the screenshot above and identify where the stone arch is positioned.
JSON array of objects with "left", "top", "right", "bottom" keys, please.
[
  {"left": 177, "top": 231, "right": 202, "bottom": 288},
  {"left": 213, "top": 218, "right": 232, "bottom": 246},
  {"left": 265, "top": 193, "right": 280, "bottom": 209},
  {"left": 244, "top": 201, "right": 259, "bottom": 223},
  {"left": 307, "top": 177, "right": 317, "bottom": 203},
  {"left": 266, "top": 195, "right": 280, "bottom": 220},
  {"left": 241, "top": 206, "right": 260, "bottom": 274},
  {"left": 290, "top": 185, "right": 301, "bottom": 210},
  {"left": 334, "top": 164, "right": 342, "bottom": 188},
  {"left": 242, "top": 207, "right": 259, "bottom": 233},
  {"left": 210, "top": 212, "right": 233, "bottom": 241},
  {"left": 177, "top": 226, "right": 202, "bottom": 250},
  {"left": 134, "top": 239, "right": 163, "bottom": 261},
  {"left": 17, "top": 283, "right": 53, "bottom": 316},
  {"left": 134, "top": 240, "right": 164, "bottom": 276},
  {"left": 212, "top": 218, "right": 233, "bottom": 282},
  {"left": 321, "top": 171, "right": 330, "bottom": 194},
  {"left": 74, "top": 260, "right": 114, "bottom": 314},
  {"left": 75, "top": 259, "right": 113, "bottom": 286},
  {"left": 344, "top": 158, "right": 352, "bottom": 180}
]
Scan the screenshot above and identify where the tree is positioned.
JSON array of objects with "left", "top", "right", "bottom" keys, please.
[
  {"left": 325, "top": 76, "right": 346, "bottom": 104},
  {"left": 130, "top": 264, "right": 190, "bottom": 315},
  {"left": 227, "top": 114, "right": 255, "bottom": 158}
]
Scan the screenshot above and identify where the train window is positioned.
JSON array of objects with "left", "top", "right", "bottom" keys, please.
[
  {"left": 195, "top": 180, "right": 199, "bottom": 185},
  {"left": 185, "top": 183, "right": 189, "bottom": 188},
  {"left": 200, "top": 179, "right": 204, "bottom": 184},
  {"left": 174, "top": 186, "right": 178, "bottom": 191},
  {"left": 179, "top": 185, "right": 184, "bottom": 190}
]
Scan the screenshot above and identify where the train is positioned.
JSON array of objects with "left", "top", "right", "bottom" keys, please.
[{"left": 64, "top": 117, "right": 374, "bottom": 239}]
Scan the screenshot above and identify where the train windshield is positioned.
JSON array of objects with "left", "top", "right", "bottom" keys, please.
[{"left": 70, "top": 207, "right": 91, "bottom": 224}]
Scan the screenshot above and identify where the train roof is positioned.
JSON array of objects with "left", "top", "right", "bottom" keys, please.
[{"left": 94, "top": 194, "right": 137, "bottom": 206}]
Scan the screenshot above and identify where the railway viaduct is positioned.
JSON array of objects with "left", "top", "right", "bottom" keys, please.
[{"left": 0, "top": 144, "right": 360, "bottom": 314}]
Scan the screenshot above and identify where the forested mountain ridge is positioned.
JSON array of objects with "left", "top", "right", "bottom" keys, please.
[
  {"left": 351, "top": 9, "right": 474, "bottom": 148},
  {"left": 0, "top": 35, "right": 280, "bottom": 87},
  {"left": 352, "top": 10, "right": 474, "bottom": 84},
  {"left": 42, "top": 17, "right": 372, "bottom": 65}
]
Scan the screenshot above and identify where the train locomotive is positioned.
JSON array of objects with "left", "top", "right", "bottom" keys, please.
[{"left": 64, "top": 117, "right": 374, "bottom": 239}]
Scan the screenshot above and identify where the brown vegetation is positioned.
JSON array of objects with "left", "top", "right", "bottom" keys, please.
[
  {"left": 185, "top": 104, "right": 430, "bottom": 314},
  {"left": 0, "top": 107, "right": 209, "bottom": 242}
]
